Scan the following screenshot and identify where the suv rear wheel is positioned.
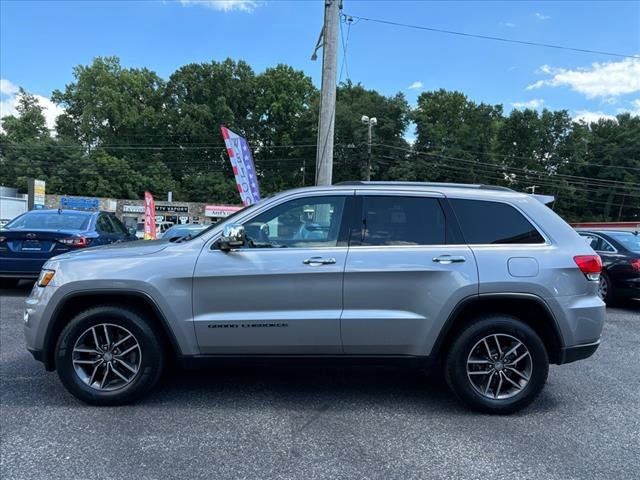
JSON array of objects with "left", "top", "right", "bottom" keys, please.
[
  {"left": 55, "top": 306, "right": 164, "bottom": 405},
  {"left": 445, "top": 315, "right": 548, "bottom": 414}
]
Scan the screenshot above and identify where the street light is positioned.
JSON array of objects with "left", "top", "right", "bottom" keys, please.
[{"left": 361, "top": 115, "right": 377, "bottom": 181}]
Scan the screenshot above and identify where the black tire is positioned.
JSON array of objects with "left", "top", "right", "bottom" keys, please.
[
  {"left": 0, "top": 278, "right": 19, "bottom": 289},
  {"left": 444, "top": 315, "right": 548, "bottom": 414},
  {"left": 55, "top": 305, "right": 164, "bottom": 406}
]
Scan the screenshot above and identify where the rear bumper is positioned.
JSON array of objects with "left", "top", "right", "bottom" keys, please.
[
  {"left": 558, "top": 340, "right": 600, "bottom": 364},
  {"left": 0, "top": 271, "right": 40, "bottom": 279},
  {"left": 0, "top": 257, "right": 47, "bottom": 278}
]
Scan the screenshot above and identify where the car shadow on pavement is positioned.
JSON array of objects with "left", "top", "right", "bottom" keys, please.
[{"left": 0, "top": 280, "right": 34, "bottom": 297}]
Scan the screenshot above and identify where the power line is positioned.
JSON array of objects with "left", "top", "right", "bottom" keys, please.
[
  {"left": 344, "top": 14, "right": 640, "bottom": 59},
  {"left": 339, "top": 15, "right": 353, "bottom": 83}
]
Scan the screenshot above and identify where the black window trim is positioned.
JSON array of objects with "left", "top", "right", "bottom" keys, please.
[{"left": 445, "top": 197, "right": 551, "bottom": 246}]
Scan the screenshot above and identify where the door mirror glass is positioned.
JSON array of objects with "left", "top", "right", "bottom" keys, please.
[{"left": 219, "top": 223, "right": 245, "bottom": 251}]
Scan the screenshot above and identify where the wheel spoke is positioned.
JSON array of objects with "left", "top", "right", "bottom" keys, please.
[
  {"left": 493, "top": 334, "right": 503, "bottom": 355},
  {"left": 508, "top": 351, "right": 531, "bottom": 366},
  {"left": 112, "top": 334, "right": 132, "bottom": 350},
  {"left": 467, "top": 359, "right": 492, "bottom": 364},
  {"left": 110, "top": 364, "right": 130, "bottom": 382},
  {"left": 502, "top": 372, "right": 523, "bottom": 390},
  {"left": 506, "top": 366, "right": 530, "bottom": 382},
  {"left": 483, "top": 373, "right": 494, "bottom": 395},
  {"left": 100, "top": 363, "right": 110, "bottom": 389},
  {"left": 494, "top": 373, "right": 503, "bottom": 398},
  {"left": 482, "top": 339, "right": 492, "bottom": 358},
  {"left": 116, "top": 344, "right": 139, "bottom": 357},
  {"left": 469, "top": 369, "right": 494, "bottom": 376},
  {"left": 115, "top": 358, "right": 137, "bottom": 374},
  {"left": 88, "top": 362, "right": 102, "bottom": 385},
  {"left": 103, "top": 324, "right": 111, "bottom": 347},
  {"left": 503, "top": 342, "right": 522, "bottom": 358},
  {"left": 74, "top": 348, "right": 101, "bottom": 355},
  {"left": 73, "top": 359, "right": 102, "bottom": 365},
  {"left": 91, "top": 327, "right": 100, "bottom": 349}
]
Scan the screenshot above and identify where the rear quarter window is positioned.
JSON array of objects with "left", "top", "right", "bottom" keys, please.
[{"left": 450, "top": 199, "right": 545, "bottom": 244}]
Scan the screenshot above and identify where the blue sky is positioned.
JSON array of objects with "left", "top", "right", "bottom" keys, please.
[{"left": 1, "top": 0, "right": 639, "bottom": 133}]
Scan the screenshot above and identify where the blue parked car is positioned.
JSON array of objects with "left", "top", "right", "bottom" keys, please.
[{"left": 0, "top": 209, "right": 137, "bottom": 287}]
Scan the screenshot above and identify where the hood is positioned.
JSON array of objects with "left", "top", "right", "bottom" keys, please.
[{"left": 52, "top": 239, "right": 170, "bottom": 261}]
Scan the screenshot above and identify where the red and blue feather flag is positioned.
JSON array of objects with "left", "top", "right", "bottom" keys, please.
[{"left": 220, "top": 126, "right": 261, "bottom": 206}]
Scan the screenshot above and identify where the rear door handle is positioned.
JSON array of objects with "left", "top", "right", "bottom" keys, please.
[
  {"left": 303, "top": 257, "right": 336, "bottom": 266},
  {"left": 433, "top": 255, "right": 466, "bottom": 264}
]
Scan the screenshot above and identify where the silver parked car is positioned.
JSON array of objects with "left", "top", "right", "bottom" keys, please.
[{"left": 23, "top": 182, "right": 605, "bottom": 413}]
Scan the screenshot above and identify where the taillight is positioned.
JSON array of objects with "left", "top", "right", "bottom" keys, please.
[
  {"left": 574, "top": 255, "right": 602, "bottom": 281},
  {"left": 630, "top": 258, "right": 640, "bottom": 273},
  {"left": 59, "top": 237, "right": 90, "bottom": 248}
]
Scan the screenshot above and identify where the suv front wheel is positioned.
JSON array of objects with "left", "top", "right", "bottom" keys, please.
[
  {"left": 55, "top": 305, "right": 164, "bottom": 405},
  {"left": 445, "top": 315, "right": 549, "bottom": 414}
]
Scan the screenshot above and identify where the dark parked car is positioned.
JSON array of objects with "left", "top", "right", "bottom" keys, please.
[
  {"left": 161, "top": 223, "right": 208, "bottom": 241},
  {"left": 0, "top": 209, "right": 136, "bottom": 287},
  {"left": 577, "top": 230, "right": 640, "bottom": 302}
]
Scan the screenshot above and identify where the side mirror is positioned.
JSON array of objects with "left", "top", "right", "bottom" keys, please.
[{"left": 218, "top": 223, "right": 245, "bottom": 252}]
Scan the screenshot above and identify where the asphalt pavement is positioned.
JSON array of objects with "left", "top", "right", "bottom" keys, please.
[{"left": 1, "top": 282, "right": 639, "bottom": 480}]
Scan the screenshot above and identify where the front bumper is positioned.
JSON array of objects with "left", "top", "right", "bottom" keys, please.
[{"left": 558, "top": 340, "right": 600, "bottom": 364}]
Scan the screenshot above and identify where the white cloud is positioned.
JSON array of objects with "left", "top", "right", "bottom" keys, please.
[
  {"left": 0, "top": 79, "right": 64, "bottom": 133},
  {"left": 617, "top": 99, "right": 640, "bottom": 116},
  {"left": 511, "top": 98, "right": 545, "bottom": 109},
  {"left": 501, "top": 22, "right": 517, "bottom": 28},
  {"left": 526, "top": 58, "right": 640, "bottom": 99},
  {"left": 407, "top": 81, "right": 423, "bottom": 90},
  {"left": 534, "top": 12, "right": 551, "bottom": 20},
  {"left": 179, "top": 0, "right": 259, "bottom": 12},
  {"left": 573, "top": 110, "right": 617, "bottom": 124}
]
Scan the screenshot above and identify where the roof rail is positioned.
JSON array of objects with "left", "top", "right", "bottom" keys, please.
[{"left": 334, "top": 181, "right": 513, "bottom": 192}]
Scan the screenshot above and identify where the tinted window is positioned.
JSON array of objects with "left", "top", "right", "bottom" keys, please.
[
  {"left": 5, "top": 211, "right": 91, "bottom": 230},
  {"left": 243, "top": 196, "right": 345, "bottom": 248},
  {"left": 96, "top": 214, "right": 115, "bottom": 233},
  {"left": 608, "top": 232, "right": 640, "bottom": 253},
  {"left": 361, "top": 196, "right": 445, "bottom": 246},
  {"left": 450, "top": 199, "right": 545, "bottom": 244},
  {"left": 109, "top": 215, "right": 128, "bottom": 235}
]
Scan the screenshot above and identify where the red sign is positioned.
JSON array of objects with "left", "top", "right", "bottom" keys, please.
[{"left": 143, "top": 191, "right": 157, "bottom": 240}]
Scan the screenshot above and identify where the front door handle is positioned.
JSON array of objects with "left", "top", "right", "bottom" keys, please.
[
  {"left": 433, "top": 255, "right": 466, "bottom": 264},
  {"left": 303, "top": 257, "right": 336, "bottom": 266}
]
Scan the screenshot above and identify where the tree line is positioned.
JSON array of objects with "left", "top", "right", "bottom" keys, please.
[{"left": 1, "top": 56, "right": 638, "bottom": 222}]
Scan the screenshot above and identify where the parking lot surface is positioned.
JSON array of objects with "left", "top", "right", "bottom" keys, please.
[{"left": 1, "top": 283, "right": 639, "bottom": 480}]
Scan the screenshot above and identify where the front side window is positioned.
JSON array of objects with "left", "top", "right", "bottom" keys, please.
[
  {"left": 450, "top": 199, "right": 545, "bottom": 244},
  {"left": 360, "top": 196, "right": 446, "bottom": 246},
  {"left": 96, "top": 215, "right": 114, "bottom": 234},
  {"left": 243, "top": 196, "right": 346, "bottom": 248}
]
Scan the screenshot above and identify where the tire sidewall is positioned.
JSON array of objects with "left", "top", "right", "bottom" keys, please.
[
  {"left": 56, "top": 306, "right": 163, "bottom": 406},
  {"left": 446, "top": 316, "right": 549, "bottom": 414}
]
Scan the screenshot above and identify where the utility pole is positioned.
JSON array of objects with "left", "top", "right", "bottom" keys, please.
[
  {"left": 361, "top": 115, "right": 377, "bottom": 181},
  {"left": 313, "top": 0, "right": 341, "bottom": 186}
]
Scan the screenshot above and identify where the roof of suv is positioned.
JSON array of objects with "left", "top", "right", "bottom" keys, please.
[{"left": 281, "top": 181, "right": 542, "bottom": 202}]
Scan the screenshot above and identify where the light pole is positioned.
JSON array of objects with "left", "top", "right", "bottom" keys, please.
[{"left": 361, "top": 115, "right": 377, "bottom": 181}]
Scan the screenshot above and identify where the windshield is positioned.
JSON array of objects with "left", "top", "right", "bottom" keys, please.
[
  {"left": 4, "top": 211, "right": 92, "bottom": 230},
  {"left": 609, "top": 232, "right": 640, "bottom": 253}
]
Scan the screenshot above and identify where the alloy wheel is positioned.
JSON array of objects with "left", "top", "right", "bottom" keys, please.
[
  {"left": 72, "top": 323, "right": 142, "bottom": 391},
  {"left": 466, "top": 333, "right": 532, "bottom": 400},
  {"left": 598, "top": 275, "right": 608, "bottom": 300}
]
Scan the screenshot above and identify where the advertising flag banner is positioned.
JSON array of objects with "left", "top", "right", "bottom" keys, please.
[
  {"left": 220, "top": 126, "right": 261, "bottom": 206},
  {"left": 143, "top": 191, "right": 157, "bottom": 240}
]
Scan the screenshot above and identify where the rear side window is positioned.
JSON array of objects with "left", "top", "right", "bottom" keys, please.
[
  {"left": 361, "top": 196, "right": 446, "bottom": 246},
  {"left": 450, "top": 199, "right": 545, "bottom": 244}
]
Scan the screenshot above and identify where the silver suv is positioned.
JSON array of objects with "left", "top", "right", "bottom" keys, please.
[{"left": 24, "top": 182, "right": 605, "bottom": 413}]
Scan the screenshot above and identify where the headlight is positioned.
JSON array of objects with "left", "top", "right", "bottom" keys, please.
[{"left": 37, "top": 269, "right": 56, "bottom": 287}]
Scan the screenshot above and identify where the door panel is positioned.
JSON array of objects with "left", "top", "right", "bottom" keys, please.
[
  {"left": 193, "top": 194, "right": 352, "bottom": 354},
  {"left": 193, "top": 248, "right": 347, "bottom": 353},
  {"left": 342, "top": 245, "right": 478, "bottom": 355}
]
